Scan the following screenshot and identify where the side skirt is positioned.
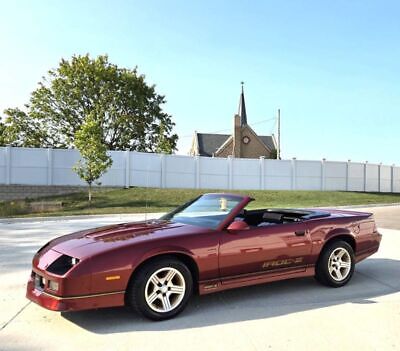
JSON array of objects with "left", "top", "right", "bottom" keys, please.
[{"left": 198, "top": 267, "right": 315, "bottom": 295}]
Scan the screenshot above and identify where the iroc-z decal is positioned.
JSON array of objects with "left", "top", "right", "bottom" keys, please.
[{"left": 262, "top": 257, "right": 304, "bottom": 269}]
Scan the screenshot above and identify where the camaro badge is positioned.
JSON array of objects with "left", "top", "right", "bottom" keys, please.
[{"left": 262, "top": 257, "right": 304, "bottom": 269}]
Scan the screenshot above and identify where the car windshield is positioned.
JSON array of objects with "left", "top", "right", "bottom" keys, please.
[{"left": 161, "top": 194, "right": 243, "bottom": 229}]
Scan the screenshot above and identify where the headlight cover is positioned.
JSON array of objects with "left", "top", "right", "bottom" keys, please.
[{"left": 46, "top": 255, "right": 80, "bottom": 275}]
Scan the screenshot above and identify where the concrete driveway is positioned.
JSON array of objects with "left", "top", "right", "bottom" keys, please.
[{"left": 0, "top": 207, "right": 399, "bottom": 351}]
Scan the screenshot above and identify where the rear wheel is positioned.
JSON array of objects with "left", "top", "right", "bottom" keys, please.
[
  {"left": 126, "top": 257, "right": 193, "bottom": 320},
  {"left": 315, "top": 240, "right": 355, "bottom": 287}
]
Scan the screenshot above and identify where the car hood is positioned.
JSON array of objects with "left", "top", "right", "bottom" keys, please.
[{"left": 44, "top": 220, "right": 201, "bottom": 259}]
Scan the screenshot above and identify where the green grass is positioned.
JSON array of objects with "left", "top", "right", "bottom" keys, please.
[{"left": 1, "top": 187, "right": 400, "bottom": 218}]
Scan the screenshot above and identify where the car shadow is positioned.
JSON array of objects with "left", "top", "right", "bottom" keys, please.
[{"left": 61, "top": 257, "right": 400, "bottom": 334}]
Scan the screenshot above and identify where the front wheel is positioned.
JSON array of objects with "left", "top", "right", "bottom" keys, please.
[
  {"left": 126, "top": 257, "right": 193, "bottom": 320},
  {"left": 315, "top": 240, "right": 355, "bottom": 287}
]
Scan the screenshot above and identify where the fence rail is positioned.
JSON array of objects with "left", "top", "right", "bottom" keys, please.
[{"left": 0, "top": 146, "right": 399, "bottom": 192}]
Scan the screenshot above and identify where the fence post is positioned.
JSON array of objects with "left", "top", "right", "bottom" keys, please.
[
  {"left": 291, "top": 158, "right": 297, "bottom": 190},
  {"left": 195, "top": 156, "right": 200, "bottom": 189},
  {"left": 125, "top": 150, "right": 130, "bottom": 188},
  {"left": 346, "top": 160, "right": 350, "bottom": 191},
  {"left": 321, "top": 158, "right": 326, "bottom": 191},
  {"left": 259, "top": 156, "right": 265, "bottom": 190},
  {"left": 5, "top": 145, "right": 11, "bottom": 185},
  {"left": 160, "top": 154, "right": 166, "bottom": 188},
  {"left": 364, "top": 161, "right": 368, "bottom": 192},
  {"left": 391, "top": 164, "right": 395, "bottom": 193},
  {"left": 378, "top": 163, "right": 382, "bottom": 192},
  {"left": 227, "top": 156, "right": 233, "bottom": 190},
  {"left": 47, "top": 148, "right": 53, "bottom": 185}
]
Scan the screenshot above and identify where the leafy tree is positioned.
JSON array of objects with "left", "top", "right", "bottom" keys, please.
[
  {"left": 2, "top": 54, "right": 178, "bottom": 152},
  {"left": 1, "top": 108, "right": 49, "bottom": 147},
  {"left": 155, "top": 121, "right": 176, "bottom": 154},
  {"left": 270, "top": 149, "right": 278, "bottom": 159},
  {"left": 0, "top": 121, "right": 5, "bottom": 145},
  {"left": 73, "top": 114, "right": 112, "bottom": 202}
]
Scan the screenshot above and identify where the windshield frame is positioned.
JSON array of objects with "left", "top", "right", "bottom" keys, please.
[{"left": 160, "top": 193, "right": 252, "bottom": 230}]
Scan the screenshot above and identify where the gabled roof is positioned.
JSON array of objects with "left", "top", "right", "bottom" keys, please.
[
  {"left": 259, "top": 135, "right": 276, "bottom": 152},
  {"left": 195, "top": 132, "right": 276, "bottom": 157},
  {"left": 196, "top": 133, "right": 231, "bottom": 156}
]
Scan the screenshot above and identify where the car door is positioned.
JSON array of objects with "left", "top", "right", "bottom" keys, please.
[{"left": 218, "top": 221, "right": 312, "bottom": 283}]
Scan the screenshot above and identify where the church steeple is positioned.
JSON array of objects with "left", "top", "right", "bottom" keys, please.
[{"left": 238, "top": 82, "right": 247, "bottom": 126}]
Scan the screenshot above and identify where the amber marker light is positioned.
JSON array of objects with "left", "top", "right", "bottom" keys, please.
[{"left": 105, "top": 276, "right": 121, "bottom": 281}]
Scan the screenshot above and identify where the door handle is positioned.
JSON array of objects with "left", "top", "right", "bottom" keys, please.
[
  {"left": 295, "top": 230, "right": 306, "bottom": 236},
  {"left": 241, "top": 247, "right": 262, "bottom": 253}
]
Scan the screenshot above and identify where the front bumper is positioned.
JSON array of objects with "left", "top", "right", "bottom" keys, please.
[
  {"left": 26, "top": 273, "right": 125, "bottom": 312},
  {"left": 26, "top": 278, "right": 69, "bottom": 311}
]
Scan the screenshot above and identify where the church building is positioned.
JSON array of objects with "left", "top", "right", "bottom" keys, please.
[{"left": 189, "top": 85, "right": 277, "bottom": 159}]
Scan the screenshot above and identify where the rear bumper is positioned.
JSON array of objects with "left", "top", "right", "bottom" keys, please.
[
  {"left": 26, "top": 278, "right": 125, "bottom": 312},
  {"left": 373, "top": 230, "right": 383, "bottom": 252},
  {"left": 355, "top": 231, "right": 382, "bottom": 263}
]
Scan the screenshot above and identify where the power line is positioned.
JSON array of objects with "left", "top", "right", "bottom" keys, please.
[{"left": 180, "top": 117, "right": 277, "bottom": 138}]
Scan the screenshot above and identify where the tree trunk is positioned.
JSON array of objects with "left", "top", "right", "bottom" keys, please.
[{"left": 88, "top": 183, "right": 92, "bottom": 203}]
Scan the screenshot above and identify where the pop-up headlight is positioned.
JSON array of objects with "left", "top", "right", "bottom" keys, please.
[{"left": 46, "top": 255, "right": 80, "bottom": 275}]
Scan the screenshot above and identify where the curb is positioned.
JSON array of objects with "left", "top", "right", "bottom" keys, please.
[
  {"left": 327, "top": 203, "right": 400, "bottom": 209},
  {"left": 1, "top": 203, "right": 400, "bottom": 225},
  {"left": 0, "top": 213, "right": 164, "bottom": 225}
]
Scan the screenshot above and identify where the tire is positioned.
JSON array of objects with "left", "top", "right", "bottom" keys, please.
[
  {"left": 126, "top": 257, "right": 193, "bottom": 321},
  {"left": 315, "top": 240, "right": 355, "bottom": 288}
]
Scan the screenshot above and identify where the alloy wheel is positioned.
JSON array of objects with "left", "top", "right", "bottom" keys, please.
[
  {"left": 144, "top": 267, "right": 186, "bottom": 313},
  {"left": 328, "top": 247, "right": 351, "bottom": 281}
]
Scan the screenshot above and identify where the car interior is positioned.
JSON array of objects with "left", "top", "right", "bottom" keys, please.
[{"left": 236, "top": 209, "right": 331, "bottom": 227}]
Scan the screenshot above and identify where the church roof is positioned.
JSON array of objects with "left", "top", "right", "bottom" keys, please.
[
  {"left": 196, "top": 132, "right": 276, "bottom": 157},
  {"left": 196, "top": 133, "right": 231, "bottom": 157},
  {"left": 259, "top": 135, "right": 276, "bottom": 152}
]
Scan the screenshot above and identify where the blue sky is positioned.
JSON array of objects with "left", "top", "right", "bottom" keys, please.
[{"left": 0, "top": 0, "right": 399, "bottom": 164}]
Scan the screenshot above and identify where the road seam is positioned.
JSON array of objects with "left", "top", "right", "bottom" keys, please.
[{"left": 0, "top": 301, "right": 31, "bottom": 331}]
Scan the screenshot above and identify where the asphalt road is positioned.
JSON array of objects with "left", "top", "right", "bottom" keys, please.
[
  {"left": 356, "top": 205, "right": 400, "bottom": 230},
  {"left": 0, "top": 207, "right": 399, "bottom": 351}
]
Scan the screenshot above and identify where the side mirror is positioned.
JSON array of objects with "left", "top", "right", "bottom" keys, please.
[{"left": 227, "top": 220, "right": 250, "bottom": 232}]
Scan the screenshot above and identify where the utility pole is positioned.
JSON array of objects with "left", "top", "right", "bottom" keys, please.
[{"left": 277, "top": 108, "right": 281, "bottom": 159}]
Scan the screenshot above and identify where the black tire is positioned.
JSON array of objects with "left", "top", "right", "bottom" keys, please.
[
  {"left": 315, "top": 240, "right": 355, "bottom": 288},
  {"left": 126, "top": 257, "right": 193, "bottom": 321}
]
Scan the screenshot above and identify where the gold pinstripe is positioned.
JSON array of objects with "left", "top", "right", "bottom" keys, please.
[{"left": 42, "top": 290, "right": 125, "bottom": 300}]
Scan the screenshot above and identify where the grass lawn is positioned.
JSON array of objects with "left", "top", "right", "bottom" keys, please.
[{"left": 1, "top": 187, "right": 400, "bottom": 218}]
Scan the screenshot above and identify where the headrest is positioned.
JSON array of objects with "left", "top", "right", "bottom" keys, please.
[{"left": 262, "top": 212, "right": 283, "bottom": 223}]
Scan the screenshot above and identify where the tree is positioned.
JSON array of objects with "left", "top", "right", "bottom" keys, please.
[
  {"left": 2, "top": 54, "right": 178, "bottom": 152},
  {"left": 0, "top": 121, "right": 5, "bottom": 145},
  {"left": 1, "top": 108, "right": 49, "bottom": 147},
  {"left": 270, "top": 149, "right": 278, "bottom": 159},
  {"left": 73, "top": 114, "right": 112, "bottom": 202},
  {"left": 155, "top": 121, "right": 177, "bottom": 154}
]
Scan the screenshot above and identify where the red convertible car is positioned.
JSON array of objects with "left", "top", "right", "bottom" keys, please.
[{"left": 27, "top": 193, "right": 382, "bottom": 320}]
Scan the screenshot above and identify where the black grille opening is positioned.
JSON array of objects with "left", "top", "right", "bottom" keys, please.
[{"left": 47, "top": 255, "right": 78, "bottom": 275}]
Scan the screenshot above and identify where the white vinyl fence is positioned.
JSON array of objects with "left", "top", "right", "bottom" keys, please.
[{"left": 0, "top": 146, "right": 399, "bottom": 192}]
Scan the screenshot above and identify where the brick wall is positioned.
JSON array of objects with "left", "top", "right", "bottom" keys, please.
[{"left": 0, "top": 185, "right": 120, "bottom": 201}]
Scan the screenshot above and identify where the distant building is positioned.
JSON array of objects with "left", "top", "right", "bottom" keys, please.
[{"left": 189, "top": 85, "right": 277, "bottom": 159}]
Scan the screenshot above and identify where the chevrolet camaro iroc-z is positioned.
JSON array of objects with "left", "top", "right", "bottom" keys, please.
[{"left": 27, "top": 193, "right": 382, "bottom": 320}]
